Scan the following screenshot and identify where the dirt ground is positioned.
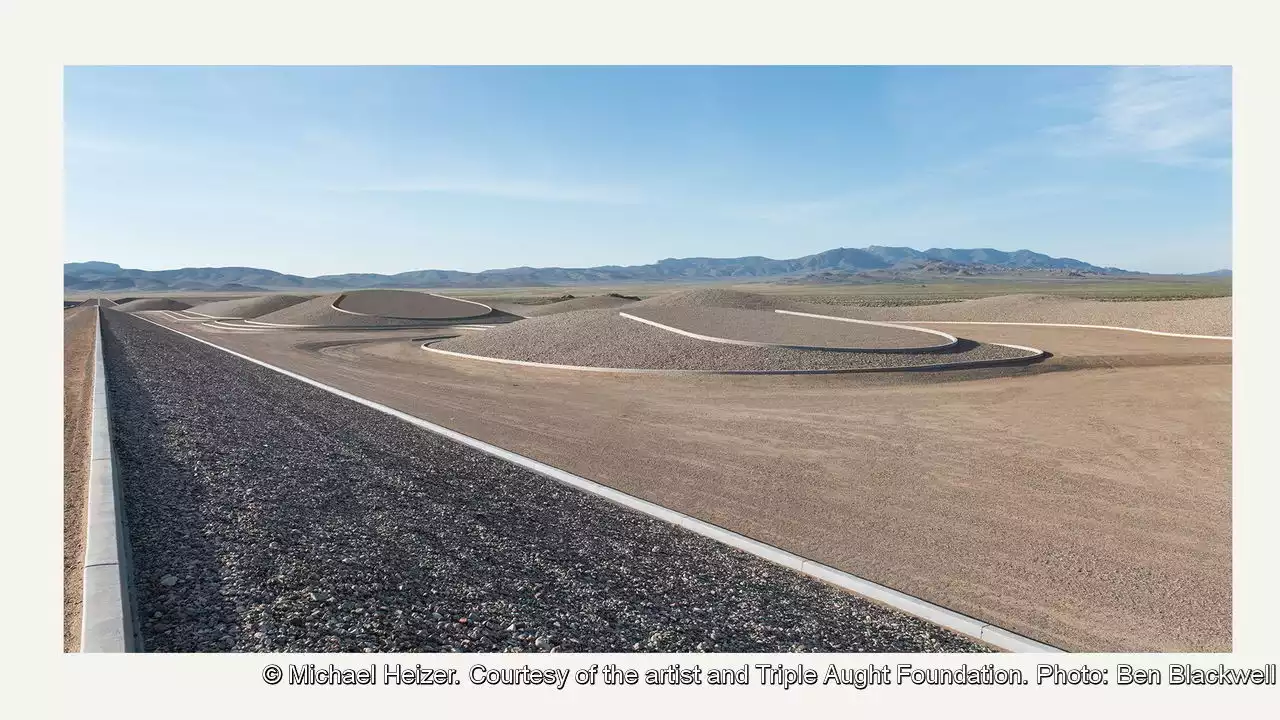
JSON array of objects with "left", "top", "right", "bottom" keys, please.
[
  {"left": 130, "top": 312, "right": 1232, "bottom": 651},
  {"left": 63, "top": 307, "right": 97, "bottom": 652}
]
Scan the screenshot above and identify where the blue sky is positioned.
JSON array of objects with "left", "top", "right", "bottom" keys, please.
[{"left": 64, "top": 66, "right": 1232, "bottom": 275}]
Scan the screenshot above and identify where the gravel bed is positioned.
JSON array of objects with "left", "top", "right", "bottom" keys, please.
[
  {"left": 520, "top": 295, "right": 640, "bottom": 317},
  {"left": 808, "top": 294, "right": 1234, "bottom": 336},
  {"left": 114, "top": 298, "right": 193, "bottom": 312},
  {"left": 434, "top": 310, "right": 1035, "bottom": 372},
  {"left": 187, "top": 294, "right": 312, "bottom": 319},
  {"left": 632, "top": 288, "right": 805, "bottom": 312},
  {"left": 627, "top": 306, "right": 949, "bottom": 350},
  {"left": 334, "top": 289, "right": 492, "bottom": 320},
  {"left": 101, "top": 310, "right": 986, "bottom": 653}
]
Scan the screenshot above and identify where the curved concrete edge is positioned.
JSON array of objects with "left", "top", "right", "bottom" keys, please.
[
  {"left": 242, "top": 318, "right": 332, "bottom": 328},
  {"left": 150, "top": 310, "right": 214, "bottom": 323},
  {"left": 242, "top": 317, "right": 478, "bottom": 330},
  {"left": 774, "top": 309, "right": 962, "bottom": 346},
  {"left": 183, "top": 310, "right": 241, "bottom": 320},
  {"left": 868, "top": 319, "right": 1232, "bottom": 341},
  {"left": 200, "top": 321, "right": 276, "bottom": 333},
  {"left": 329, "top": 292, "right": 494, "bottom": 321},
  {"left": 128, "top": 312, "right": 1062, "bottom": 653},
  {"left": 619, "top": 311, "right": 958, "bottom": 353},
  {"left": 420, "top": 340, "right": 1046, "bottom": 375},
  {"left": 81, "top": 308, "right": 141, "bottom": 653}
]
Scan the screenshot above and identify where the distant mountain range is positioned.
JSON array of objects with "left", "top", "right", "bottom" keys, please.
[{"left": 64, "top": 246, "right": 1151, "bottom": 292}]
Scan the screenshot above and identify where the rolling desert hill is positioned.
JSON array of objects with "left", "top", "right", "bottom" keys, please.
[{"left": 64, "top": 245, "right": 1153, "bottom": 293}]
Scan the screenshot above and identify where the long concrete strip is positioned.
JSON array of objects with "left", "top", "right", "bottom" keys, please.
[
  {"left": 80, "top": 307, "right": 140, "bottom": 652},
  {"left": 129, "top": 312, "right": 1060, "bottom": 652},
  {"left": 773, "top": 309, "right": 962, "bottom": 343},
  {"left": 242, "top": 318, "right": 464, "bottom": 330},
  {"left": 836, "top": 318, "right": 1232, "bottom": 341},
  {"left": 421, "top": 339, "right": 1045, "bottom": 375},
  {"left": 620, "top": 311, "right": 958, "bottom": 353},
  {"left": 183, "top": 310, "right": 241, "bottom": 320}
]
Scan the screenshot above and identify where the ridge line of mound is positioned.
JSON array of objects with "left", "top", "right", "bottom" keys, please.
[
  {"left": 330, "top": 289, "right": 493, "bottom": 320},
  {"left": 186, "top": 294, "right": 312, "bottom": 319},
  {"left": 113, "top": 298, "right": 193, "bottom": 312},
  {"left": 519, "top": 294, "right": 641, "bottom": 317}
]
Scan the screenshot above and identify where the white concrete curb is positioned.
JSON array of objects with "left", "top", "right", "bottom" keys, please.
[
  {"left": 861, "top": 319, "right": 1232, "bottom": 341},
  {"left": 80, "top": 307, "right": 140, "bottom": 652},
  {"left": 242, "top": 317, "right": 490, "bottom": 330},
  {"left": 148, "top": 310, "right": 213, "bottom": 323},
  {"left": 619, "top": 311, "right": 958, "bottom": 353},
  {"left": 130, "top": 311, "right": 1060, "bottom": 652},
  {"left": 421, "top": 340, "right": 1045, "bottom": 375},
  {"left": 774, "top": 309, "right": 962, "bottom": 346},
  {"left": 200, "top": 321, "right": 277, "bottom": 333}
]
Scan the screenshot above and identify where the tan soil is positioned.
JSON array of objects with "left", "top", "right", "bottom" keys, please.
[
  {"left": 63, "top": 307, "right": 97, "bottom": 652},
  {"left": 139, "top": 304, "right": 1232, "bottom": 651}
]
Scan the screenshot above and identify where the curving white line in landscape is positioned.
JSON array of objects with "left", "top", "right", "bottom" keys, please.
[
  {"left": 620, "top": 311, "right": 959, "bottom": 353},
  {"left": 139, "top": 310, "right": 209, "bottom": 324},
  {"left": 168, "top": 310, "right": 217, "bottom": 323},
  {"left": 329, "top": 291, "right": 493, "bottom": 320},
  {"left": 870, "top": 319, "right": 1232, "bottom": 341},
  {"left": 774, "top": 309, "right": 962, "bottom": 344},
  {"left": 184, "top": 310, "right": 241, "bottom": 320},
  {"left": 421, "top": 340, "right": 1045, "bottom": 375},
  {"left": 128, "top": 310, "right": 1061, "bottom": 652},
  {"left": 242, "top": 318, "right": 333, "bottom": 328},
  {"left": 242, "top": 316, "right": 492, "bottom": 330},
  {"left": 200, "top": 321, "right": 275, "bottom": 333}
]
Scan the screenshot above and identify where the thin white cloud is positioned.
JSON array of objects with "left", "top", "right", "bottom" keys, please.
[
  {"left": 738, "top": 147, "right": 1020, "bottom": 226},
  {"left": 1048, "top": 66, "right": 1231, "bottom": 168},
  {"left": 349, "top": 177, "right": 645, "bottom": 205}
]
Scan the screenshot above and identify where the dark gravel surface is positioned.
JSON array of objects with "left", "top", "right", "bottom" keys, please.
[
  {"left": 101, "top": 310, "right": 988, "bottom": 653},
  {"left": 435, "top": 310, "right": 1037, "bottom": 372}
]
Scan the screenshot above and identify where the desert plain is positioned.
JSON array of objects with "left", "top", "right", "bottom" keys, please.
[{"left": 64, "top": 280, "right": 1232, "bottom": 652}]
